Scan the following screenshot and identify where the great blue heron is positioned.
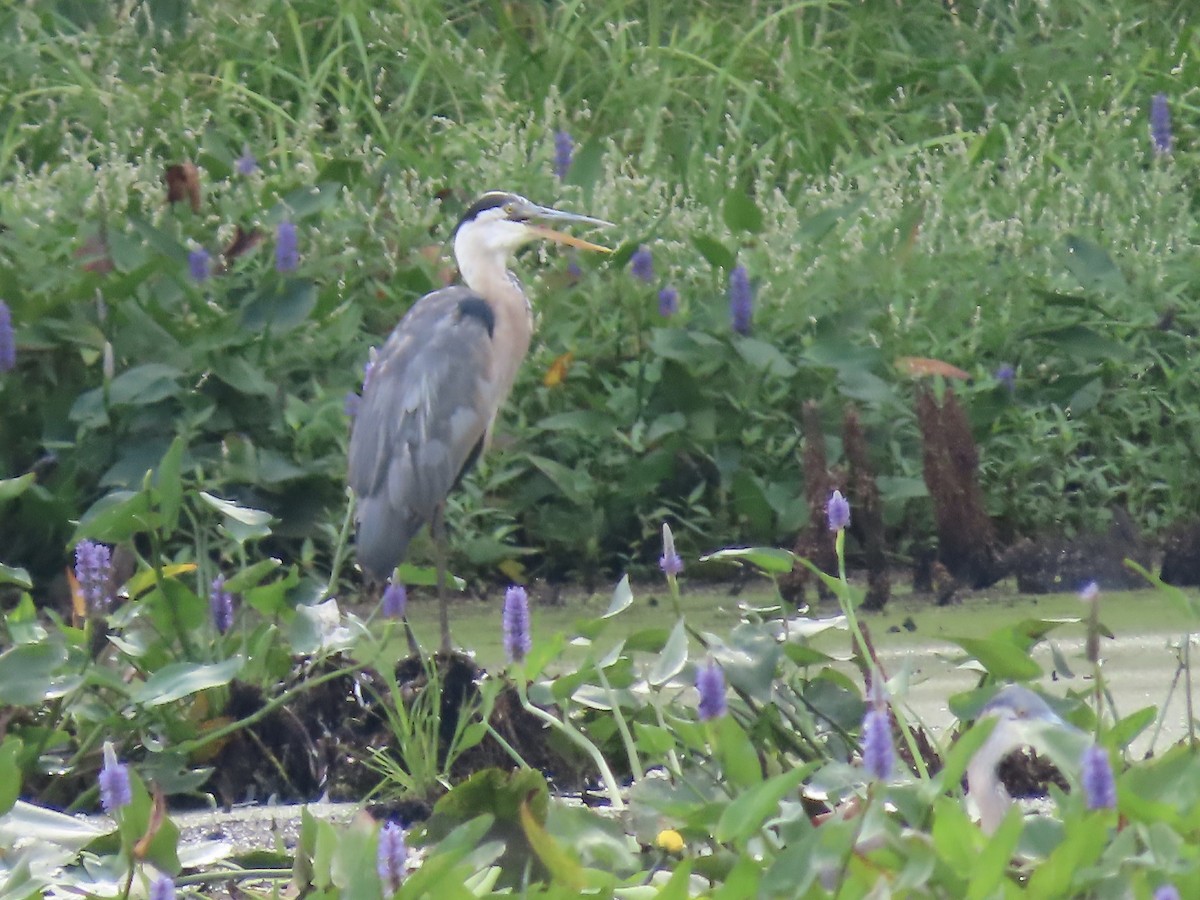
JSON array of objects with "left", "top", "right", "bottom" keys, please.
[
  {"left": 967, "top": 684, "right": 1082, "bottom": 833},
  {"left": 348, "top": 191, "right": 611, "bottom": 652}
]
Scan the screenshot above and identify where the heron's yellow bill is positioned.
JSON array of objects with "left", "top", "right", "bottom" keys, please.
[{"left": 529, "top": 225, "right": 612, "bottom": 254}]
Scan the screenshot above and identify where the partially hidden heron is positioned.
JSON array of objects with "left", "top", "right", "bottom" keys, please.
[
  {"left": 348, "top": 191, "right": 611, "bottom": 653},
  {"left": 967, "top": 684, "right": 1083, "bottom": 833}
]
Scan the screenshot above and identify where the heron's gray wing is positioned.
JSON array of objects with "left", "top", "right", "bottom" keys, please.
[{"left": 348, "top": 286, "right": 495, "bottom": 581}]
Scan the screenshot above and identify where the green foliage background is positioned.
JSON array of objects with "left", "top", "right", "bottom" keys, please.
[{"left": 1, "top": 0, "right": 1197, "bottom": 588}]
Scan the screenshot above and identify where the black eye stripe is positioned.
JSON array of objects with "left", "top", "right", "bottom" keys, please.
[{"left": 453, "top": 191, "right": 520, "bottom": 235}]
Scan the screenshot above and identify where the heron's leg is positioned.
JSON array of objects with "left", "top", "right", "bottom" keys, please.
[{"left": 432, "top": 502, "right": 452, "bottom": 654}]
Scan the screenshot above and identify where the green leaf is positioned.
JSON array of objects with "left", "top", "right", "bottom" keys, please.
[
  {"left": 0, "top": 737, "right": 22, "bottom": 815},
  {"left": 0, "top": 473, "right": 36, "bottom": 503},
  {"left": 108, "top": 363, "right": 184, "bottom": 406},
  {"left": 716, "top": 714, "right": 763, "bottom": 790},
  {"left": 734, "top": 337, "right": 797, "bottom": 377},
  {"left": 947, "top": 635, "right": 1043, "bottom": 681},
  {"left": 519, "top": 796, "right": 584, "bottom": 890},
  {"left": 723, "top": 189, "right": 763, "bottom": 234},
  {"left": 240, "top": 278, "right": 317, "bottom": 332},
  {"left": 155, "top": 436, "right": 185, "bottom": 534},
  {"left": 691, "top": 234, "right": 736, "bottom": 270},
  {"left": 1062, "top": 234, "right": 1127, "bottom": 291},
  {"left": 714, "top": 765, "right": 810, "bottom": 843},
  {"left": 132, "top": 656, "right": 244, "bottom": 707},
  {"left": 1108, "top": 706, "right": 1156, "bottom": 750},
  {"left": 0, "top": 563, "right": 32, "bottom": 590},
  {"left": 648, "top": 619, "right": 689, "bottom": 686},
  {"left": 700, "top": 546, "right": 795, "bottom": 575},
  {"left": 198, "top": 491, "right": 274, "bottom": 527},
  {"left": 966, "top": 801, "right": 1023, "bottom": 900},
  {"left": 0, "top": 642, "right": 76, "bottom": 705}
]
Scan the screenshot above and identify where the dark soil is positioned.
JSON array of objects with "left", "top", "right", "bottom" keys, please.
[{"left": 203, "top": 653, "right": 594, "bottom": 812}]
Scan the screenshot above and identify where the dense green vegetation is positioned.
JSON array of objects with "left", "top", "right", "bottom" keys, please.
[
  {"left": 2, "top": 0, "right": 1197, "bottom": 590},
  {"left": 1, "top": 1, "right": 1199, "bottom": 897}
]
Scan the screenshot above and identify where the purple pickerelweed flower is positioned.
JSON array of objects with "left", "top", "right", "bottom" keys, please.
[
  {"left": 696, "top": 661, "right": 727, "bottom": 721},
  {"left": 275, "top": 220, "right": 299, "bottom": 273},
  {"left": 188, "top": 247, "right": 211, "bottom": 283},
  {"left": 1081, "top": 744, "right": 1117, "bottom": 810},
  {"left": 658, "top": 286, "right": 679, "bottom": 317},
  {"left": 1154, "top": 885, "right": 1181, "bottom": 900},
  {"left": 566, "top": 257, "right": 583, "bottom": 280},
  {"left": 659, "top": 522, "right": 683, "bottom": 577},
  {"left": 149, "top": 876, "right": 176, "bottom": 900},
  {"left": 99, "top": 741, "right": 132, "bottom": 814},
  {"left": 377, "top": 821, "right": 407, "bottom": 893},
  {"left": 74, "top": 540, "right": 114, "bottom": 613},
  {"left": 0, "top": 301, "right": 15, "bottom": 372},
  {"left": 210, "top": 575, "right": 235, "bottom": 634},
  {"left": 827, "top": 489, "right": 851, "bottom": 532},
  {"left": 994, "top": 364, "right": 1015, "bottom": 393},
  {"left": 1150, "top": 93, "right": 1173, "bottom": 156},
  {"left": 382, "top": 581, "right": 407, "bottom": 618},
  {"left": 235, "top": 144, "right": 258, "bottom": 175},
  {"left": 729, "top": 264, "right": 752, "bottom": 335},
  {"left": 553, "top": 130, "right": 574, "bottom": 180},
  {"left": 861, "top": 706, "right": 894, "bottom": 780},
  {"left": 503, "top": 585, "right": 532, "bottom": 663},
  {"left": 629, "top": 245, "right": 654, "bottom": 283}
]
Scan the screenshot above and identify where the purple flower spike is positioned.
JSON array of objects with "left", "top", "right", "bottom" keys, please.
[
  {"left": 377, "top": 821, "right": 407, "bottom": 893},
  {"left": 503, "top": 585, "right": 532, "bottom": 663},
  {"left": 235, "top": 144, "right": 258, "bottom": 175},
  {"left": 659, "top": 523, "right": 683, "bottom": 577},
  {"left": 382, "top": 581, "right": 407, "bottom": 618},
  {"left": 99, "top": 741, "right": 132, "bottom": 814},
  {"left": 1081, "top": 744, "right": 1116, "bottom": 810},
  {"left": 861, "top": 707, "right": 894, "bottom": 780},
  {"left": 210, "top": 575, "right": 235, "bottom": 634},
  {"left": 1150, "top": 93, "right": 1173, "bottom": 156},
  {"left": 149, "top": 877, "right": 176, "bottom": 900},
  {"left": 696, "top": 661, "right": 726, "bottom": 721},
  {"left": 658, "top": 286, "right": 679, "bottom": 317},
  {"left": 0, "top": 301, "right": 16, "bottom": 372},
  {"left": 827, "top": 489, "right": 851, "bottom": 532},
  {"left": 275, "top": 220, "right": 299, "bottom": 273},
  {"left": 553, "top": 130, "right": 574, "bottom": 180},
  {"left": 729, "top": 265, "right": 752, "bottom": 335},
  {"left": 994, "top": 364, "right": 1015, "bottom": 393},
  {"left": 188, "top": 247, "right": 211, "bottom": 283},
  {"left": 1154, "top": 885, "right": 1181, "bottom": 900},
  {"left": 74, "top": 540, "right": 114, "bottom": 613},
  {"left": 629, "top": 245, "right": 654, "bottom": 283}
]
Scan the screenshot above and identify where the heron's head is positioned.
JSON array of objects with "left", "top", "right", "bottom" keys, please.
[
  {"left": 452, "top": 192, "right": 612, "bottom": 268},
  {"left": 979, "top": 685, "right": 1063, "bottom": 728}
]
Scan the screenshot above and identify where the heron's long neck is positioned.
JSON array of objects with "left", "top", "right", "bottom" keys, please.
[{"left": 458, "top": 247, "right": 534, "bottom": 424}]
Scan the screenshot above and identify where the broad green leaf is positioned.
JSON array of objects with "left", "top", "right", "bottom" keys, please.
[
  {"left": 723, "top": 189, "right": 763, "bottom": 234},
  {"left": 0, "top": 563, "right": 32, "bottom": 590},
  {"left": 132, "top": 656, "right": 244, "bottom": 707},
  {"left": 73, "top": 489, "right": 156, "bottom": 543},
  {"left": 198, "top": 491, "right": 273, "bottom": 526},
  {"left": 966, "top": 802, "right": 1023, "bottom": 900},
  {"left": 714, "top": 765, "right": 809, "bottom": 843},
  {"left": 519, "top": 797, "right": 584, "bottom": 890},
  {"left": 0, "top": 642, "right": 75, "bottom": 705},
  {"left": 0, "top": 473, "right": 35, "bottom": 502},
  {"left": 648, "top": 619, "right": 689, "bottom": 686},
  {"left": 605, "top": 575, "right": 635, "bottom": 618},
  {"left": 108, "top": 363, "right": 184, "bottom": 406},
  {"left": 1108, "top": 705, "right": 1156, "bottom": 750},
  {"left": 716, "top": 714, "right": 763, "bottom": 790},
  {"left": 241, "top": 278, "right": 317, "bottom": 332},
  {"left": 701, "top": 546, "right": 795, "bottom": 575},
  {"left": 734, "top": 337, "right": 797, "bottom": 377},
  {"left": 947, "top": 635, "right": 1042, "bottom": 681},
  {"left": 1062, "top": 234, "right": 1127, "bottom": 291},
  {"left": 691, "top": 234, "right": 735, "bottom": 270}
]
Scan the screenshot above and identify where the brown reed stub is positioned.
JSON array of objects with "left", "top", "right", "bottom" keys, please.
[
  {"left": 914, "top": 386, "right": 1002, "bottom": 588},
  {"left": 842, "top": 406, "right": 890, "bottom": 611}
]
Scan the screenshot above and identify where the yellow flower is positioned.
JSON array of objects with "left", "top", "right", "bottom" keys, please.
[{"left": 655, "top": 829, "right": 685, "bottom": 854}]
